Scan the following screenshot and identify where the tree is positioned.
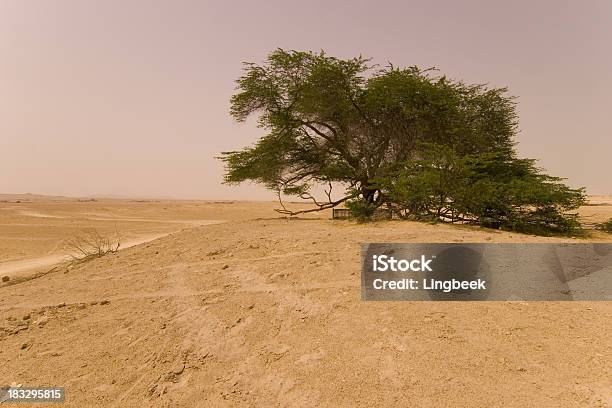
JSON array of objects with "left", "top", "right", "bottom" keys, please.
[
  {"left": 221, "top": 49, "right": 514, "bottom": 212},
  {"left": 219, "top": 49, "right": 585, "bottom": 234}
]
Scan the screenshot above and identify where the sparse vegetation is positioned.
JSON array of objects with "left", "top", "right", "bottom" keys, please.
[
  {"left": 596, "top": 219, "right": 612, "bottom": 233},
  {"left": 66, "top": 229, "right": 121, "bottom": 265}
]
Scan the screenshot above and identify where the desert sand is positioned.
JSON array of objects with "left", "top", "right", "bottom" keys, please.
[{"left": 1, "top": 195, "right": 611, "bottom": 407}]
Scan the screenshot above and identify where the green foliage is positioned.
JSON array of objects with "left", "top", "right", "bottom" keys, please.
[
  {"left": 596, "top": 219, "right": 612, "bottom": 233},
  {"left": 220, "top": 49, "right": 517, "bottom": 205},
  {"left": 345, "top": 199, "right": 378, "bottom": 222},
  {"left": 220, "top": 49, "right": 587, "bottom": 235},
  {"left": 377, "top": 144, "right": 586, "bottom": 235}
]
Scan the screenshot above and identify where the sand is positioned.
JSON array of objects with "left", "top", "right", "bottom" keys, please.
[{"left": 0, "top": 195, "right": 611, "bottom": 407}]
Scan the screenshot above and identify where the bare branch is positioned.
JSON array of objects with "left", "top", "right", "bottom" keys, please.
[
  {"left": 274, "top": 194, "right": 355, "bottom": 216},
  {"left": 65, "top": 229, "right": 121, "bottom": 266}
]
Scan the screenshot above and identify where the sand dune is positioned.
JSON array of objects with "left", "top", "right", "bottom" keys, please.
[{"left": 0, "top": 196, "right": 611, "bottom": 407}]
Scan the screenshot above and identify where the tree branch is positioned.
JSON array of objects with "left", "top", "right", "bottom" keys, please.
[{"left": 274, "top": 193, "right": 355, "bottom": 216}]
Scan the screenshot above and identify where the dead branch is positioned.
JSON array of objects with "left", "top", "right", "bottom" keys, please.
[
  {"left": 274, "top": 193, "right": 355, "bottom": 216},
  {"left": 65, "top": 229, "right": 121, "bottom": 265}
]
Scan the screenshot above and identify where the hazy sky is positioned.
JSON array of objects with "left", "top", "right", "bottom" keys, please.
[{"left": 1, "top": 0, "right": 610, "bottom": 199}]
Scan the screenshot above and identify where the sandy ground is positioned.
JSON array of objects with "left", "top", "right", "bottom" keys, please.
[{"left": 0, "top": 195, "right": 611, "bottom": 407}]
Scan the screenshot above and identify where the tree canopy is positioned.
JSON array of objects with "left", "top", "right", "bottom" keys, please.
[{"left": 220, "top": 49, "right": 585, "bottom": 235}]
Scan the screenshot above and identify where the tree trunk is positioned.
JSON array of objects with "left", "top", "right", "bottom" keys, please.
[{"left": 361, "top": 185, "right": 377, "bottom": 205}]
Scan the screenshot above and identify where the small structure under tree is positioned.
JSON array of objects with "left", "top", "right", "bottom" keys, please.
[{"left": 332, "top": 208, "right": 350, "bottom": 220}]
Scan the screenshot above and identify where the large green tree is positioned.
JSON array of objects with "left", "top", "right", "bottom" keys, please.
[
  {"left": 220, "top": 49, "right": 584, "bottom": 234},
  {"left": 221, "top": 49, "right": 515, "bottom": 212}
]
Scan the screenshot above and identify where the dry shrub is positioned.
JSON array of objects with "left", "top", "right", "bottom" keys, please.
[
  {"left": 66, "top": 229, "right": 120, "bottom": 265},
  {"left": 596, "top": 219, "right": 612, "bottom": 233}
]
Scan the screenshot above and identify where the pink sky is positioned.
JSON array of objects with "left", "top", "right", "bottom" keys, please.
[{"left": 1, "top": 0, "right": 610, "bottom": 199}]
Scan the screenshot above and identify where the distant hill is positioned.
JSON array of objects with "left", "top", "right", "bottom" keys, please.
[{"left": 0, "top": 193, "right": 83, "bottom": 202}]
